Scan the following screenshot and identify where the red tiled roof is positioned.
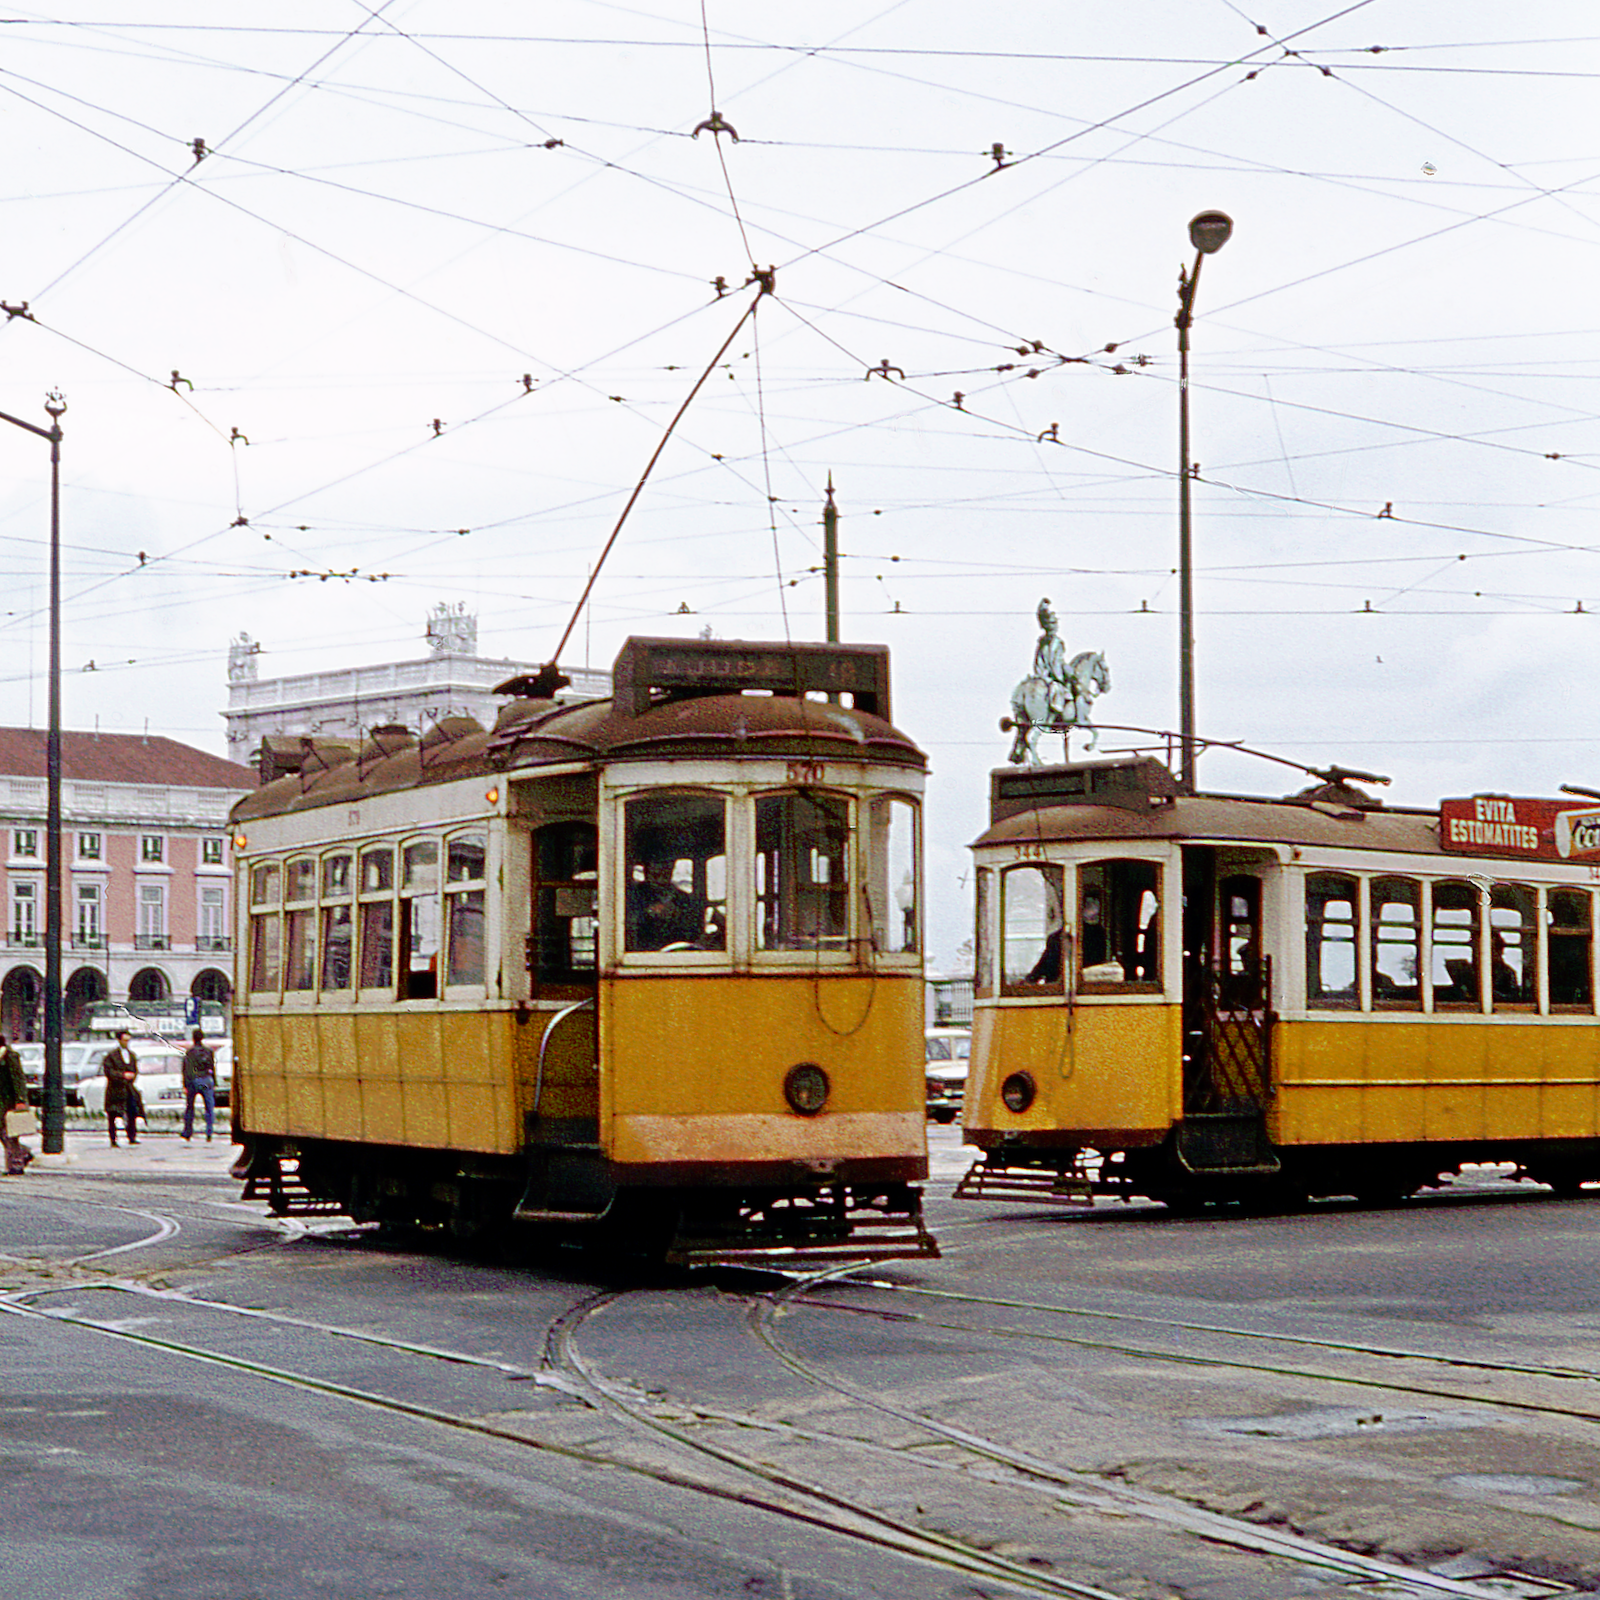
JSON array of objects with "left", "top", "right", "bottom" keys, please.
[{"left": 0, "top": 728, "right": 254, "bottom": 790}]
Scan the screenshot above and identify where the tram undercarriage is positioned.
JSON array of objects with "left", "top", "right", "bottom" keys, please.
[{"left": 239, "top": 1136, "right": 938, "bottom": 1266}]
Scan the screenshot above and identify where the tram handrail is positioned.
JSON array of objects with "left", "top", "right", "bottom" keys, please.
[{"left": 531, "top": 996, "right": 595, "bottom": 1124}]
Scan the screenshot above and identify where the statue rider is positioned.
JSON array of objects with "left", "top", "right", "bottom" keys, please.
[{"left": 1033, "top": 598, "right": 1072, "bottom": 721}]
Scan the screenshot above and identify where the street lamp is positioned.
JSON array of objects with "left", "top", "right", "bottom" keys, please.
[
  {"left": 1175, "top": 209, "right": 1232, "bottom": 794},
  {"left": 0, "top": 393, "right": 66, "bottom": 1153}
]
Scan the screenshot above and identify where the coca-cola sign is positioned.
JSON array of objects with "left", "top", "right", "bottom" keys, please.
[{"left": 1556, "top": 807, "right": 1600, "bottom": 860}]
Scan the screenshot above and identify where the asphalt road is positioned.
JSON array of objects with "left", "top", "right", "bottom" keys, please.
[{"left": 3, "top": 1128, "right": 1599, "bottom": 1600}]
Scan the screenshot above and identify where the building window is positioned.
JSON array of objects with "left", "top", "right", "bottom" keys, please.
[
  {"left": 140, "top": 835, "right": 165, "bottom": 864},
  {"left": 199, "top": 885, "right": 227, "bottom": 951},
  {"left": 137, "top": 882, "right": 167, "bottom": 949},
  {"left": 11, "top": 881, "right": 37, "bottom": 945},
  {"left": 75, "top": 883, "right": 102, "bottom": 947},
  {"left": 78, "top": 832, "right": 101, "bottom": 861},
  {"left": 202, "top": 837, "right": 224, "bottom": 866},
  {"left": 13, "top": 829, "right": 37, "bottom": 858}
]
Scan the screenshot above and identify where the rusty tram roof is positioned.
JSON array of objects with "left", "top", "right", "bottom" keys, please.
[{"left": 233, "top": 637, "right": 925, "bottom": 825}]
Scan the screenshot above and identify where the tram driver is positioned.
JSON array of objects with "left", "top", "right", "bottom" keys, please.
[{"left": 627, "top": 857, "right": 703, "bottom": 951}]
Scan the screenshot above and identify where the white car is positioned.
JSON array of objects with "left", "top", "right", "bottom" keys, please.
[
  {"left": 22, "top": 1040, "right": 108, "bottom": 1106},
  {"left": 77, "top": 1040, "right": 232, "bottom": 1116},
  {"left": 924, "top": 1027, "right": 972, "bottom": 1124}
]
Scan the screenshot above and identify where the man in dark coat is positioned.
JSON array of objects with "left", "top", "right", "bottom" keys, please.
[
  {"left": 1, "top": 1033, "right": 29, "bottom": 1173},
  {"left": 181, "top": 1027, "right": 217, "bottom": 1143},
  {"left": 101, "top": 1030, "right": 139, "bottom": 1147}
]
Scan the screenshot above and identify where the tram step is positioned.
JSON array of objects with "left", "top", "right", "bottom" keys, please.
[
  {"left": 671, "top": 1217, "right": 940, "bottom": 1269},
  {"left": 952, "top": 1162, "right": 1094, "bottom": 1204},
  {"left": 241, "top": 1156, "right": 346, "bottom": 1218}
]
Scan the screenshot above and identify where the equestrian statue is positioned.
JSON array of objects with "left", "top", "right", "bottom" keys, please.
[{"left": 1003, "top": 598, "right": 1112, "bottom": 766}]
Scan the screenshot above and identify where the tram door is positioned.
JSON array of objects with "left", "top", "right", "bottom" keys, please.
[
  {"left": 1180, "top": 848, "right": 1275, "bottom": 1165},
  {"left": 528, "top": 817, "right": 601, "bottom": 1146}
]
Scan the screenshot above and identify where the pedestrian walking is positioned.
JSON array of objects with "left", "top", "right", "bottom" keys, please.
[
  {"left": 181, "top": 1027, "right": 217, "bottom": 1143},
  {"left": 101, "top": 1030, "right": 139, "bottom": 1147},
  {"left": 1, "top": 1033, "right": 32, "bottom": 1174}
]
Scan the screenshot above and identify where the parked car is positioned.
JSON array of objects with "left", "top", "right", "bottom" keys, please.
[
  {"left": 77, "top": 1040, "right": 232, "bottom": 1116},
  {"left": 924, "top": 1026, "right": 971, "bottom": 1124}
]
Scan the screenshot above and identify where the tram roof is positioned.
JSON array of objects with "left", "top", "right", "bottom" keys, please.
[
  {"left": 975, "top": 785, "right": 1445, "bottom": 857},
  {"left": 233, "top": 643, "right": 924, "bottom": 824}
]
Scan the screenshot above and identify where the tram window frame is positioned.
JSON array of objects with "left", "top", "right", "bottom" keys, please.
[
  {"left": 530, "top": 820, "right": 599, "bottom": 995},
  {"left": 1546, "top": 887, "right": 1594, "bottom": 1013},
  {"left": 247, "top": 859, "right": 281, "bottom": 996},
  {"left": 283, "top": 855, "right": 318, "bottom": 994},
  {"left": 442, "top": 829, "right": 487, "bottom": 992},
  {"left": 1369, "top": 876, "right": 1422, "bottom": 1010},
  {"left": 974, "top": 867, "right": 995, "bottom": 998},
  {"left": 754, "top": 788, "right": 854, "bottom": 958},
  {"left": 1218, "top": 873, "right": 1263, "bottom": 1008},
  {"left": 1304, "top": 872, "right": 1359, "bottom": 1010},
  {"left": 357, "top": 845, "right": 396, "bottom": 995},
  {"left": 1488, "top": 884, "right": 1538, "bottom": 1012},
  {"left": 1078, "top": 858, "right": 1162, "bottom": 995},
  {"left": 1430, "top": 879, "right": 1484, "bottom": 1011},
  {"left": 397, "top": 838, "right": 442, "bottom": 1000},
  {"left": 319, "top": 851, "right": 355, "bottom": 994},
  {"left": 999, "top": 862, "right": 1065, "bottom": 998},
  {"left": 621, "top": 790, "right": 728, "bottom": 961},
  {"left": 864, "top": 793, "right": 919, "bottom": 959}
]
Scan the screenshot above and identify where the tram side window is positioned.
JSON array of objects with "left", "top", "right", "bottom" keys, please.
[
  {"left": 398, "top": 840, "right": 441, "bottom": 999},
  {"left": 358, "top": 846, "right": 394, "bottom": 991},
  {"left": 974, "top": 868, "right": 994, "bottom": 998},
  {"left": 445, "top": 832, "right": 487, "bottom": 988},
  {"left": 284, "top": 856, "right": 318, "bottom": 992},
  {"left": 624, "top": 793, "right": 726, "bottom": 954},
  {"left": 248, "top": 862, "right": 280, "bottom": 994},
  {"left": 1489, "top": 884, "right": 1536, "bottom": 1009},
  {"left": 1431, "top": 880, "right": 1483, "bottom": 1009},
  {"left": 532, "top": 822, "right": 599, "bottom": 989},
  {"left": 1548, "top": 889, "right": 1594, "bottom": 1010},
  {"left": 1000, "top": 863, "right": 1064, "bottom": 995},
  {"left": 1079, "top": 859, "right": 1161, "bottom": 990},
  {"left": 320, "top": 852, "right": 353, "bottom": 991},
  {"left": 756, "top": 791, "right": 851, "bottom": 951},
  {"left": 1305, "top": 874, "right": 1357, "bottom": 1009},
  {"left": 1370, "top": 876, "right": 1421, "bottom": 1008},
  {"left": 865, "top": 795, "right": 918, "bottom": 955}
]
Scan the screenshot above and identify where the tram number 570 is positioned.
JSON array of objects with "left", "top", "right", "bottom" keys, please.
[{"left": 786, "top": 760, "right": 827, "bottom": 785}]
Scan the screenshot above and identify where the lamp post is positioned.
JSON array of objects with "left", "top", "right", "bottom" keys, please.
[
  {"left": 0, "top": 393, "right": 66, "bottom": 1153},
  {"left": 1175, "top": 210, "right": 1232, "bottom": 794}
]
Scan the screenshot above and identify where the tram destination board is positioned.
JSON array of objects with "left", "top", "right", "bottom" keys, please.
[
  {"left": 1440, "top": 794, "right": 1600, "bottom": 861},
  {"left": 612, "top": 636, "right": 890, "bottom": 718}
]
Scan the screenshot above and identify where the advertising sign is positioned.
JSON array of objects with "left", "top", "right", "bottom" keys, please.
[{"left": 1439, "top": 796, "right": 1600, "bottom": 862}]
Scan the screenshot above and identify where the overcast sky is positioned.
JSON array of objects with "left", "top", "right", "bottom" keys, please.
[{"left": 1, "top": 2, "right": 1597, "bottom": 959}]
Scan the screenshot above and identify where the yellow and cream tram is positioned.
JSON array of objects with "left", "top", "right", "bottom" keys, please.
[
  {"left": 959, "top": 757, "right": 1600, "bottom": 1209},
  {"left": 229, "top": 637, "right": 935, "bottom": 1264}
]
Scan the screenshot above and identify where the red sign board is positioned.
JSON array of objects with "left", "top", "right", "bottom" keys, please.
[{"left": 1439, "top": 796, "right": 1600, "bottom": 861}]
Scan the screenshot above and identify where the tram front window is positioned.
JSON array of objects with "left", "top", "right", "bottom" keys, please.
[
  {"left": 756, "top": 791, "right": 851, "bottom": 951},
  {"left": 866, "top": 795, "right": 918, "bottom": 955},
  {"left": 624, "top": 793, "right": 726, "bottom": 953},
  {"left": 1079, "top": 859, "right": 1161, "bottom": 990},
  {"left": 1000, "top": 864, "right": 1063, "bottom": 995}
]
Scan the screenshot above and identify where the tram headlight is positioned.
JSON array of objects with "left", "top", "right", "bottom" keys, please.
[
  {"left": 1000, "top": 1071, "right": 1036, "bottom": 1114},
  {"left": 783, "top": 1063, "right": 830, "bottom": 1116}
]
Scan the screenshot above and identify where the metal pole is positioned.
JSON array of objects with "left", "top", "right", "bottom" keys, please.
[
  {"left": 823, "top": 474, "right": 840, "bottom": 643},
  {"left": 43, "top": 394, "right": 65, "bottom": 1154},
  {"left": 1176, "top": 254, "right": 1200, "bottom": 794}
]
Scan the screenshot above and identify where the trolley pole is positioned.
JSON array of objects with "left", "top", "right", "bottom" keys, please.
[
  {"left": 1175, "top": 211, "right": 1232, "bottom": 795},
  {"left": 0, "top": 393, "right": 67, "bottom": 1153},
  {"left": 823, "top": 474, "right": 840, "bottom": 643}
]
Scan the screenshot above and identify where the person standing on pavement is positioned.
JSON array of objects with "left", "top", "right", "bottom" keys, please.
[
  {"left": 101, "top": 1030, "right": 139, "bottom": 1147},
  {"left": 181, "top": 1027, "right": 217, "bottom": 1143},
  {"left": 1, "top": 1033, "right": 30, "bottom": 1174}
]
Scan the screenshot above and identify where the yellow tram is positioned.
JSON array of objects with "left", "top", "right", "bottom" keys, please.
[
  {"left": 959, "top": 756, "right": 1600, "bottom": 1209},
  {"left": 229, "top": 637, "right": 935, "bottom": 1264}
]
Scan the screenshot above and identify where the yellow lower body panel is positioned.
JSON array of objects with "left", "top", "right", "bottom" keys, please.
[
  {"left": 964, "top": 1001, "right": 1180, "bottom": 1145},
  {"left": 1273, "top": 1020, "right": 1600, "bottom": 1147},
  {"left": 602, "top": 973, "right": 925, "bottom": 1174},
  {"left": 238, "top": 1008, "right": 522, "bottom": 1154}
]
